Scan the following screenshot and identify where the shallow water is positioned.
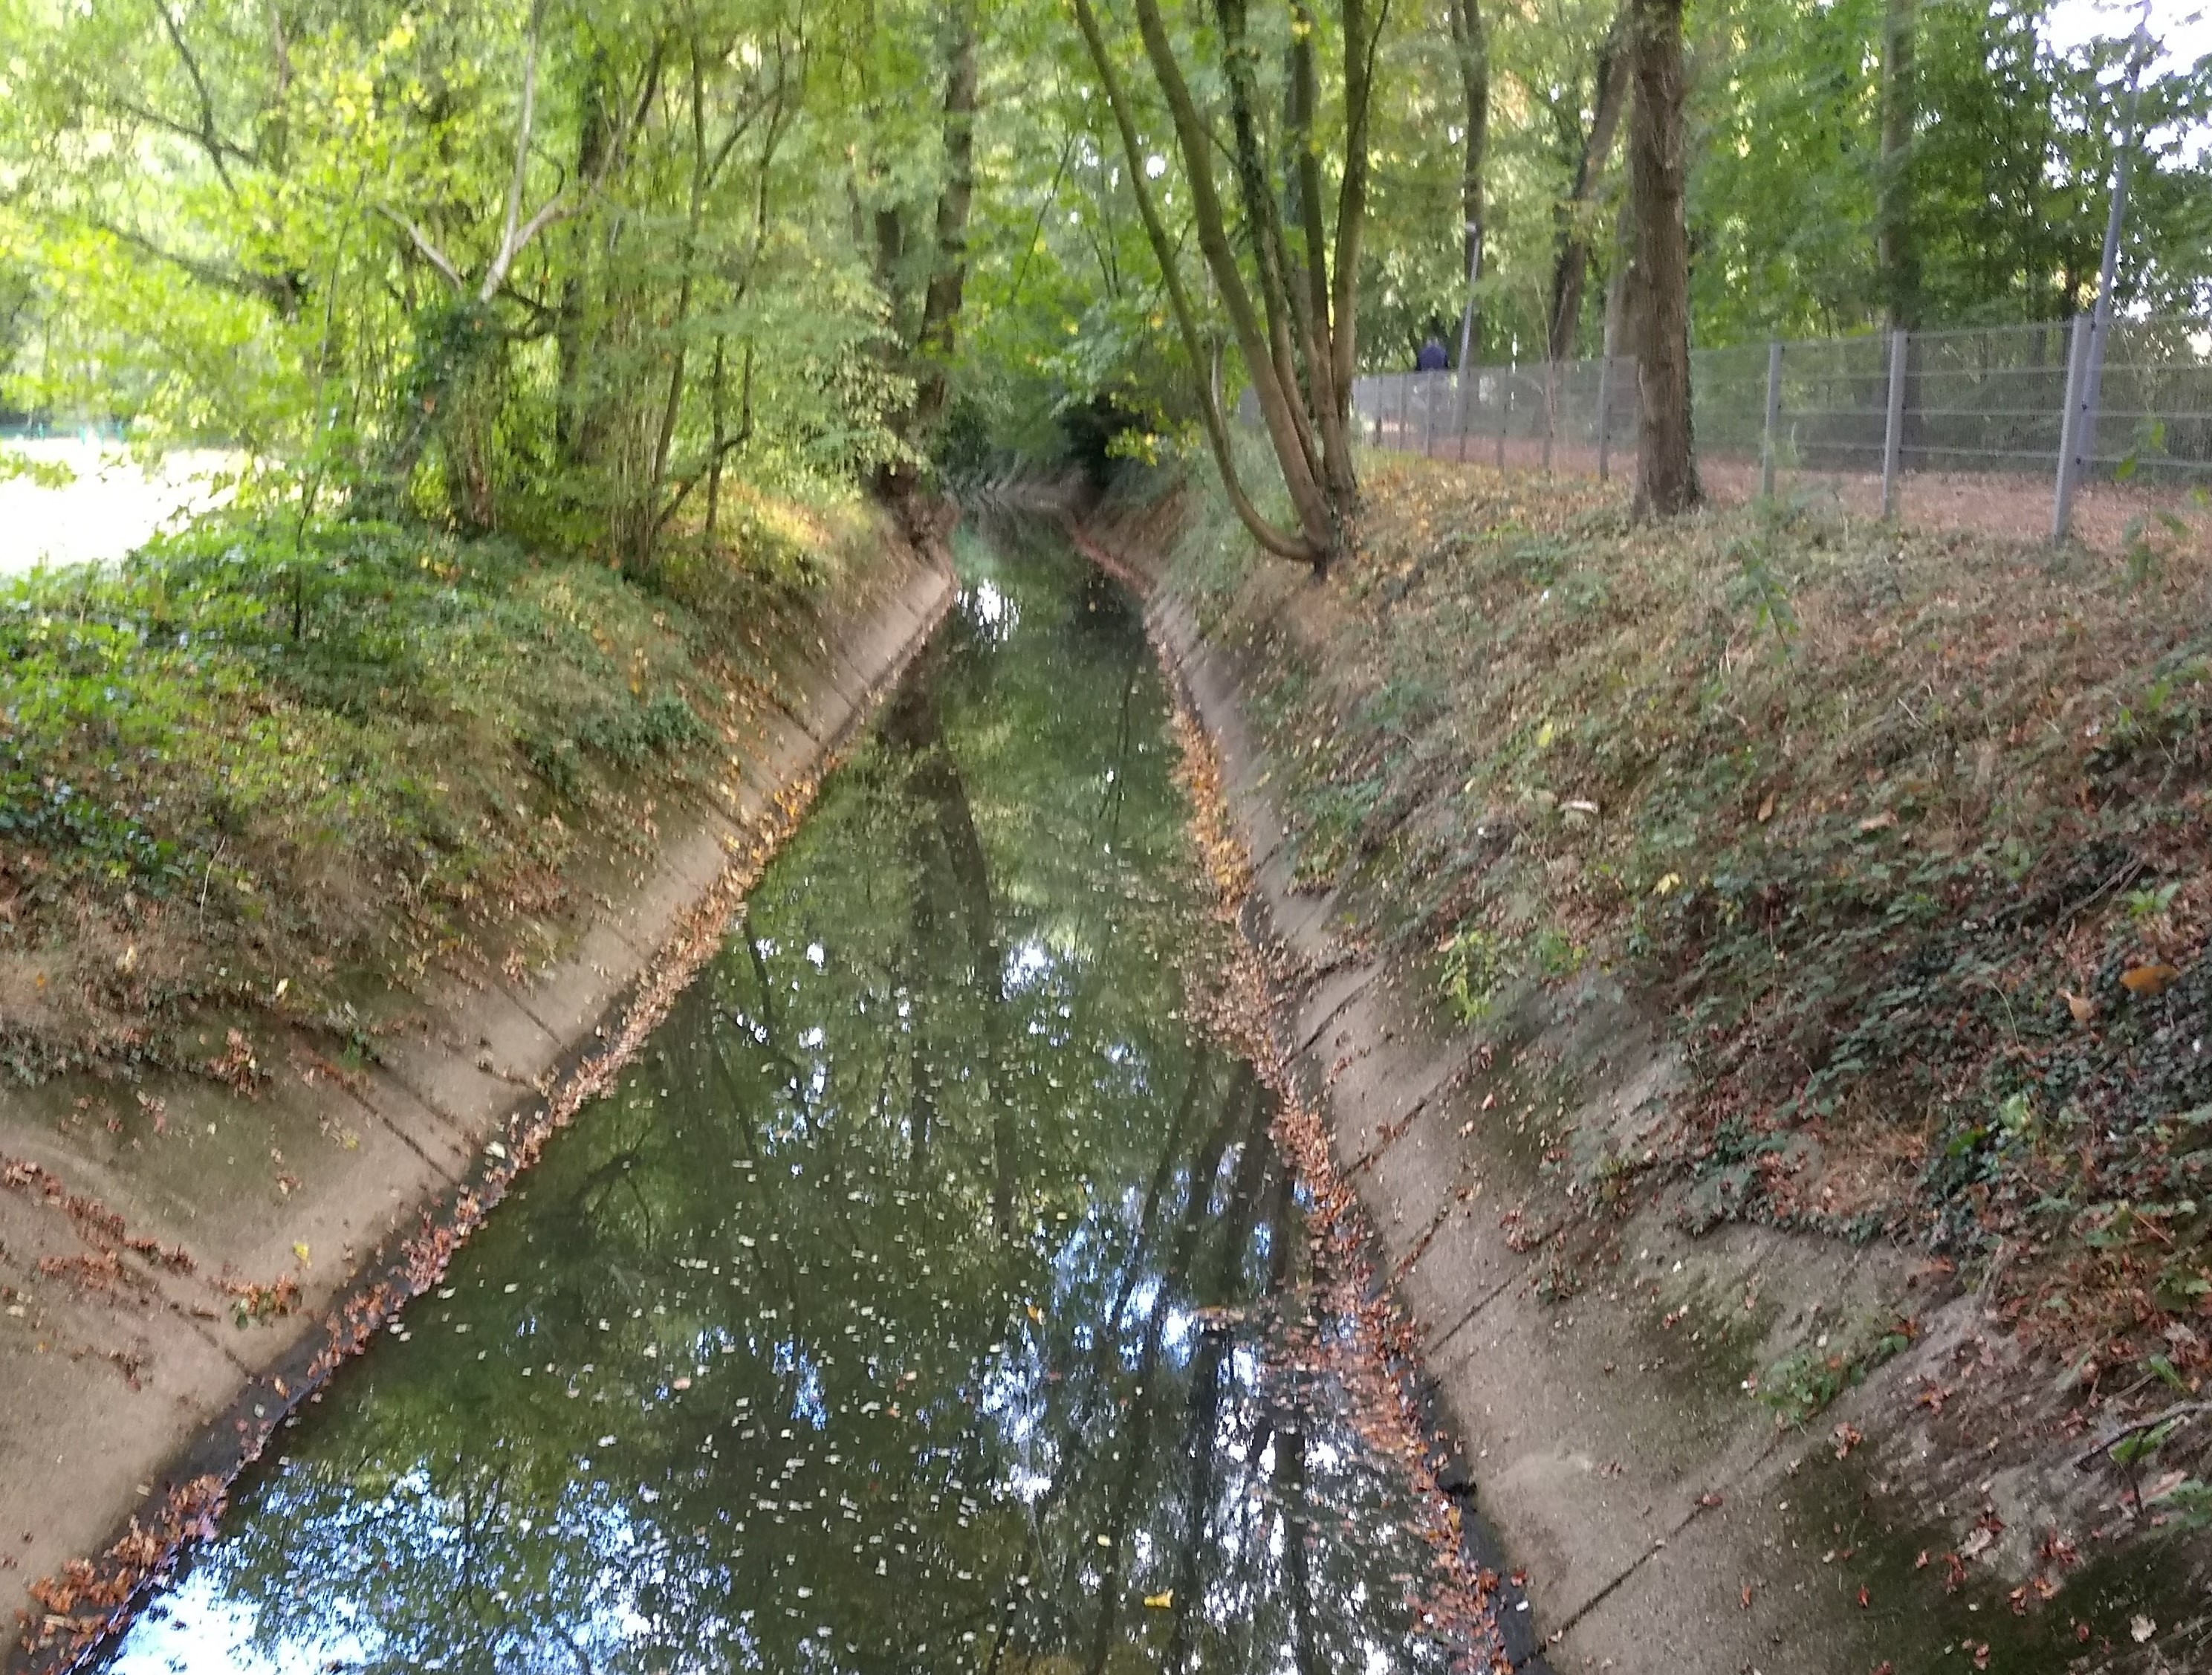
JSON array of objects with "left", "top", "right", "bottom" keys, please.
[
  {"left": 98, "top": 522, "right": 1474, "bottom": 1674},
  {"left": 0, "top": 440, "right": 234, "bottom": 575}
]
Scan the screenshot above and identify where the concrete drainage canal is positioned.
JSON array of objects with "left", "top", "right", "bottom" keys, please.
[{"left": 85, "top": 520, "right": 1511, "bottom": 1674}]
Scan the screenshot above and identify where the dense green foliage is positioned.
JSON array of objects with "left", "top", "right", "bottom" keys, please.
[
  {"left": 2, "top": 0, "right": 2205, "bottom": 485},
  {"left": 0, "top": 496, "right": 866, "bottom": 1078},
  {"left": 0, "top": 0, "right": 2207, "bottom": 1056}
]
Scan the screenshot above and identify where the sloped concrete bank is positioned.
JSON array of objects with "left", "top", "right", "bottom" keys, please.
[
  {"left": 1, "top": 534, "right": 955, "bottom": 1665},
  {"left": 1072, "top": 495, "right": 2206, "bottom": 1675}
]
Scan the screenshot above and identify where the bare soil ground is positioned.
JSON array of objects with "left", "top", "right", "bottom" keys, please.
[{"left": 1381, "top": 426, "right": 2210, "bottom": 557}]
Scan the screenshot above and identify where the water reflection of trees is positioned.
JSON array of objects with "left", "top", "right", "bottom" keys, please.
[{"left": 132, "top": 531, "right": 1459, "bottom": 1675}]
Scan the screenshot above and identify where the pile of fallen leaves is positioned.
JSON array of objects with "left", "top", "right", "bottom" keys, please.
[
  {"left": 1156, "top": 450, "right": 2212, "bottom": 1383},
  {"left": 1165, "top": 698, "right": 1514, "bottom": 1671}
]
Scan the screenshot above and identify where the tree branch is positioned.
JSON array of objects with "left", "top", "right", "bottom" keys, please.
[
  {"left": 1329, "top": 0, "right": 1389, "bottom": 406},
  {"left": 1066, "top": 0, "right": 1317, "bottom": 566},
  {"left": 482, "top": 0, "right": 550, "bottom": 302},
  {"left": 373, "top": 204, "right": 465, "bottom": 291},
  {"left": 89, "top": 217, "right": 295, "bottom": 307},
  {"left": 152, "top": 0, "right": 244, "bottom": 197},
  {"left": 1120, "top": 0, "right": 1334, "bottom": 554}
]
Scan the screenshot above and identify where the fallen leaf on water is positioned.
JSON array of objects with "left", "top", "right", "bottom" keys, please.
[
  {"left": 2121, "top": 964, "right": 2182, "bottom": 997},
  {"left": 292, "top": 1243, "right": 311, "bottom": 1266},
  {"left": 1739, "top": 1582, "right": 1753, "bottom": 1610},
  {"left": 1143, "top": 1590, "right": 1173, "bottom": 1610},
  {"left": 2132, "top": 1615, "right": 2156, "bottom": 1644}
]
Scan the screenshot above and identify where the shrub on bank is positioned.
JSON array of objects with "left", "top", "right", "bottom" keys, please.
[{"left": 0, "top": 501, "right": 860, "bottom": 1081}]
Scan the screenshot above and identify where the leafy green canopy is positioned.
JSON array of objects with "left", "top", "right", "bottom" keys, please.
[
  {"left": 0, "top": 0, "right": 962, "bottom": 552},
  {"left": 0, "top": 0, "right": 2207, "bottom": 488}
]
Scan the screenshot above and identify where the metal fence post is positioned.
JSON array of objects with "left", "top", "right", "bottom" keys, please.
[
  {"left": 2051, "top": 314, "right": 2092, "bottom": 540},
  {"left": 1496, "top": 363, "right": 1511, "bottom": 470},
  {"left": 2054, "top": 22, "right": 2150, "bottom": 542},
  {"left": 1396, "top": 373, "right": 1411, "bottom": 451},
  {"left": 1881, "top": 327, "right": 1907, "bottom": 519},
  {"left": 1456, "top": 370, "right": 1472, "bottom": 462},
  {"left": 1542, "top": 360, "right": 1557, "bottom": 473},
  {"left": 1595, "top": 354, "right": 1614, "bottom": 482},
  {"left": 1760, "top": 339, "right": 1783, "bottom": 499}
]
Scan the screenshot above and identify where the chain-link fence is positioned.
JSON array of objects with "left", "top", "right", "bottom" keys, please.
[{"left": 1310, "top": 317, "right": 2212, "bottom": 539}]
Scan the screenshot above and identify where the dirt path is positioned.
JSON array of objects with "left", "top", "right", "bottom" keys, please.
[{"left": 1384, "top": 429, "right": 2208, "bottom": 557}]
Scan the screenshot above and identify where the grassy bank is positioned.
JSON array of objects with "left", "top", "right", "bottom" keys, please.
[
  {"left": 1135, "top": 448, "right": 2212, "bottom": 1424},
  {"left": 1, "top": 494, "right": 886, "bottom": 1083}
]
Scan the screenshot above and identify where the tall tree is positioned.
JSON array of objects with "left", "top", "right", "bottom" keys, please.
[
  {"left": 914, "top": 1, "right": 979, "bottom": 436},
  {"left": 1548, "top": 2, "right": 1632, "bottom": 360},
  {"left": 1447, "top": 0, "right": 1489, "bottom": 369},
  {"left": 1626, "top": 0, "right": 1697, "bottom": 514},
  {"left": 866, "top": 0, "right": 979, "bottom": 495},
  {"left": 1069, "top": 0, "right": 1388, "bottom": 574},
  {"left": 1877, "top": 0, "right": 1919, "bottom": 328}
]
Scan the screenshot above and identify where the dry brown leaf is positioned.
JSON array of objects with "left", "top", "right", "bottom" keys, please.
[{"left": 2121, "top": 963, "right": 2182, "bottom": 997}]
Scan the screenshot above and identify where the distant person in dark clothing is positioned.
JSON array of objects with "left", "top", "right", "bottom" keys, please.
[{"left": 1415, "top": 336, "right": 1449, "bottom": 372}]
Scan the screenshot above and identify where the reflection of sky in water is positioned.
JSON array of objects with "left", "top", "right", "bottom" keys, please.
[{"left": 97, "top": 523, "right": 1480, "bottom": 1675}]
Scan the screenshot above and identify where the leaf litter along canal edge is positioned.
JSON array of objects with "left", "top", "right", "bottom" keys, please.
[
  {"left": 22, "top": 554, "right": 1509, "bottom": 1675},
  {"left": 7, "top": 600, "right": 955, "bottom": 1675},
  {"left": 1164, "top": 690, "right": 1516, "bottom": 1673}
]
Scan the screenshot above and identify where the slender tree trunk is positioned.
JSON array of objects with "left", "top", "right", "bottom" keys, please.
[
  {"left": 1068, "top": 0, "right": 1314, "bottom": 564},
  {"left": 1877, "top": 0, "right": 1919, "bottom": 331},
  {"left": 1549, "top": 4, "right": 1632, "bottom": 362},
  {"left": 912, "top": 1, "right": 978, "bottom": 438},
  {"left": 1626, "top": 0, "right": 1699, "bottom": 516},
  {"left": 705, "top": 334, "right": 726, "bottom": 536},
  {"left": 1069, "top": 0, "right": 1380, "bottom": 573},
  {"left": 1447, "top": 0, "right": 1489, "bottom": 370},
  {"left": 632, "top": 39, "right": 713, "bottom": 573},
  {"left": 555, "top": 53, "right": 610, "bottom": 467}
]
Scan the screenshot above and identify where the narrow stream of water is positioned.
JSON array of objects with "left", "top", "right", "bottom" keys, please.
[{"left": 98, "top": 522, "right": 1474, "bottom": 1674}]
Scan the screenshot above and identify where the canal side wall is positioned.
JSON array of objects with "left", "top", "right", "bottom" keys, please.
[
  {"left": 1, "top": 531, "right": 955, "bottom": 1660},
  {"left": 1070, "top": 491, "right": 2023, "bottom": 1675}
]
